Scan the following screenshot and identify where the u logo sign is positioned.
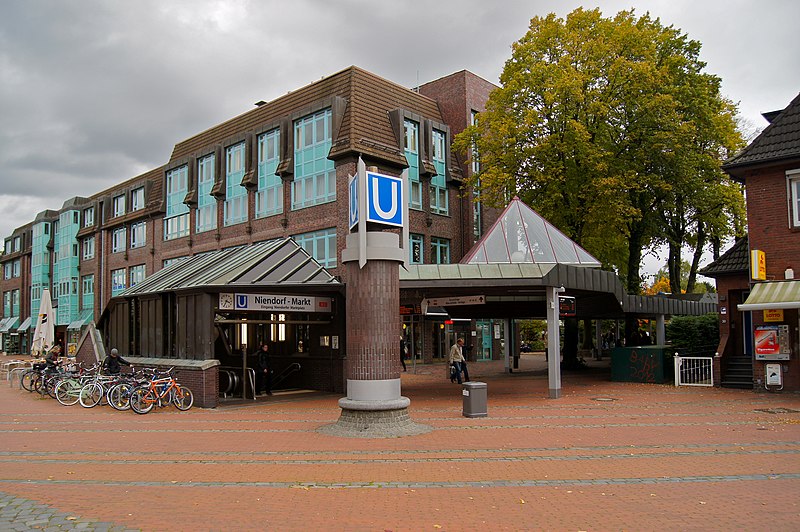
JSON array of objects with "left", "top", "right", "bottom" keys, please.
[{"left": 366, "top": 172, "right": 403, "bottom": 227}]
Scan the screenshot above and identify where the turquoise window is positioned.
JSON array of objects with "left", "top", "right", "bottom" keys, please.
[
  {"left": 196, "top": 154, "right": 217, "bottom": 233},
  {"left": 293, "top": 228, "right": 337, "bottom": 268},
  {"left": 292, "top": 109, "right": 335, "bottom": 210},
  {"left": 410, "top": 234, "right": 424, "bottom": 264},
  {"left": 430, "top": 129, "right": 448, "bottom": 215},
  {"left": 404, "top": 120, "right": 422, "bottom": 210},
  {"left": 256, "top": 129, "right": 282, "bottom": 217},
  {"left": 55, "top": 210, "right": 80, "bottom": 325},
  {"left": 431, "top": 237, "right": 450, "bottom": 264},
  {"left": 164, "top": 166, "right": 189, "bottom": 240},
  {"left": 81, "top": 275, "right": 94, "bottom": 310},
  {"left": 3, "top": 291, "right": 10, "bottom": 316},
  {"left": 11, "top": 289, "right": 20, "bottom": 317},
  {"left": 224, "top": 142, "right": 248, "bottom": 226},
  {"left": 111, "top": 269, "right": 126, "bottom": 296}
]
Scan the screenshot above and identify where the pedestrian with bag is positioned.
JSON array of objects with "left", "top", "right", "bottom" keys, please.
[{"left": 449, "top": 338, "right": 470, "bottom": 384}]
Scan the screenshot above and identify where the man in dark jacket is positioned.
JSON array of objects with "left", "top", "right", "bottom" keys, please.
[
  {"left": 256, "top": 343, "right": 273, "bottom": 395},
  {"left": 102, "top": 348, "right": 131, "bottom": 375}
]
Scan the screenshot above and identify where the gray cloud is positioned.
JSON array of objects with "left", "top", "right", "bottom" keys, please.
[{"left": 1, "top": 0, "right": 798, "bottom": 276}]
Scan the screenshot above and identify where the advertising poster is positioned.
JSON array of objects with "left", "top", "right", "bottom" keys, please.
[{"left": 755, "top": 325, "right": 791, "bottom": 360}]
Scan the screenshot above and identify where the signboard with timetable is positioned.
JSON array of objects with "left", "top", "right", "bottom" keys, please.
[{"left": 219, "top": 293, "right": 332, "bottom": 313}]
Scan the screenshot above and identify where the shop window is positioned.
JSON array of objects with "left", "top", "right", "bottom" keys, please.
[{"left": 409, "top": 234, "right": 424, "bottom": 264}]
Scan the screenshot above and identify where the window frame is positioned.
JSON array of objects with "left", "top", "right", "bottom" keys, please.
[
  {"left": 291, "top": 109, "right": 336, "bottom": 210},
  {"left": 164, "top": 165, "right": 190, "bottom": 240},
  {"left": 431, "top": 237, "right": 450, "bottom": 265},
  {"left": 196, "top": 153, "right": 218, "bottom": 233},
  {"left": 112, "top": 194, "right": 126, "bottom": 217},
  {"left": 131, "top": 187, "right": 145, "bottom": 211},
  {"left": 292, "top": 228, "right": 337, "bottom": 269},
  {"left": 224, "top": 142, "right": 248, "bottom": 226},
  {"left": 430, "top": 128, "right": 449, "bottom": 215},
  {"left": 788, "top": 169, "right": 800, "bottom": 228},
  {"left": 256, "top": 128, "right": 282, "bottom": 218},
  {"left": 130, "top": 221, "right": 146, "bottom": 249},
  {"left": 111, "top": 227, "right": 126, "bottom": 253}
]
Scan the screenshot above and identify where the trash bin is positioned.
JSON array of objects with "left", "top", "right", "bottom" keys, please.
[{"left": 462, "top": 381, "right": 487, "bottom": 418}]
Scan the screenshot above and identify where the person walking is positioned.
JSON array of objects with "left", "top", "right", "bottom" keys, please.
[
  {"left": 257, "top": 343, "right": 273, "bottom": 395},
  {"left": 102, "top": 348, "right": 131, "bottom": 375},
  {"left": 449, "top": 338, "right": 470, "bottom": 384}
]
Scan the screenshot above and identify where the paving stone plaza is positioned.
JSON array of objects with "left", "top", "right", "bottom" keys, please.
[{"left": 1, "top": 355, "right": 799, "bottom": 531}]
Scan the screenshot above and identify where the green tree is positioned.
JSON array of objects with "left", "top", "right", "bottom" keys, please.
[{"left": 455, "top": 8, "right": 745, "bottom": 296}]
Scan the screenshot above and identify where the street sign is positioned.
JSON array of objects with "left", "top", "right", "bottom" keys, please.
[{"left": 424, "top": 295, "right": 485, "bottom": 307}]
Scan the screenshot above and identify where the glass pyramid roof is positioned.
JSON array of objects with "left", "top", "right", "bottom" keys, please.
[{"left": 462, "top": 197, "right": 601, "bottom": 267}]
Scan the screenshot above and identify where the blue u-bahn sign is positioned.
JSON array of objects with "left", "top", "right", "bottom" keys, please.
[
  {"left": 366, "top": 171, "right": 403, "bottom": 227},
  {"left": 349, "top": 170, "right": 404, "bottom": 229}
]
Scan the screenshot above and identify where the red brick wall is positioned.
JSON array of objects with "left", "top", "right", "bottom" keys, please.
[{"left": 744, "top": 163, "right": 800, "bottom": 278}]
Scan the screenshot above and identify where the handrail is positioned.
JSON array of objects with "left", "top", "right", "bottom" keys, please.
[{"left": 272, "top": 362, "right": 301, "bottom": 390}]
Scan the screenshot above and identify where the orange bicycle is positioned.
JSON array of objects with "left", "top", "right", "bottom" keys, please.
[{"left": 128, "top": 367, "right": 193, "bottom": 414}]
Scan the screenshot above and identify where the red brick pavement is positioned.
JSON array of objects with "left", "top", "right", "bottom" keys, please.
[{"left": 1, "top": 353, "right": 799, "bottom": 531}]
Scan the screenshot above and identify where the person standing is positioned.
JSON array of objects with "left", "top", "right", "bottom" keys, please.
[
  {"left": 399, "top": 336, "right": 408, "bottom": 372},
  {"left": 257, "top": 343, "right": 273, "bottom": 395},
  {"left": 449, "top": 338, "right": 470, "bottom": 384},
  {"left": 102, "top": 348, "right": 131, "bottom": 375}
]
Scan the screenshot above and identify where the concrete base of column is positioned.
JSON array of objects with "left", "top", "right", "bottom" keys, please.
[
  {"left": 549, "top": 388, "right": 562, "bottom": 399},
  {"left": 318, "top": 397, "right": 432, "bottom": 438}
]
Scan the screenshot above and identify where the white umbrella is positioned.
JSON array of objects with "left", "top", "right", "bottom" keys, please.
[{"left": 31, "top": 288, "right": 55, "bottom": 357}]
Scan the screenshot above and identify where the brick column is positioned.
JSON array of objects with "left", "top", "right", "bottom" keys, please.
[{"left": 319, "top": 231, "right": 430, "bottom": 437}]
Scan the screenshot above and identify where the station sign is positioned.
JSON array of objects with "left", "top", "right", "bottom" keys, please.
[
  {"left": 219, "top": 293, "right": 332, "bottom": 313},
  {"left": 349, "top": 170, "right": 404, "bottom": 228},
  {"left": 424, "top": 295, "right": 486, "bottom": 307}
]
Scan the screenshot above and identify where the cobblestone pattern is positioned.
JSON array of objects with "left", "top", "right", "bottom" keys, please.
[{"left": 0, "top": 355, "right": 799, "bottom": 531}]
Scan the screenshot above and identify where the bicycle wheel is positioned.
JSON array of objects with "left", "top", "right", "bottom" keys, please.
[
  {"left": 32, "top": 374, "right": 44, "bottom": 395},
  {"left": 44, "top": 375, "right": 60, "bottom": 398},
  {"left": 107, "top": 382, "right": 133, "bottom": 411},
  {"left": 20, "top": 370, "right": 37, "bottom": 392},
  {"left": 129, "top": 386, "right": 155, "bottom": 415},
  {"left": 79, "top": 383, "right": 104, "bottom": 408},
  {"left": 172, "top": 386, "right": 194, "bottom": 411},
  {"left": 55, "top": 379, "right": 82, "bottom": 406}
]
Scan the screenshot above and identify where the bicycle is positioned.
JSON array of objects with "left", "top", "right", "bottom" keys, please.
[
  {"left": 129, "top": 368, "right": 193, "bottom": 414},
  {"left": 54, "top": 364, "right": 99, "bottom": 406},
  {"left": 106, "top": 367, "right": 155, "bottom": 411}
]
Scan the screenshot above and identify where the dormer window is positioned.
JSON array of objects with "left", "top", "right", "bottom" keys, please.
[
  {"left": 131, "top": 187, "right": 145, "bottom": 211},
  {"left": 113, "top": 194, "right": 126, "bottom": 217}
]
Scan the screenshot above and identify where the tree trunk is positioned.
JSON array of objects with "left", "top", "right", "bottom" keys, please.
[
  {"left": 686, "top": 222, "right": 706, "bottom": 293},
  {"left": 668, "top": 242, "right": 682, "bottom": 294}
]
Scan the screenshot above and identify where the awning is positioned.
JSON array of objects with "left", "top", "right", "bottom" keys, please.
[
  {"left": 17, "top": 316, "right": 32, "bottom": 332},
  {"left": 67, "top": 310, "right": 94, "bottom": 330},
  {"left": 0, "top": 316, "right": 19, "bottom": 333},
  {"left": 738, "top": 280, "right": 800, "bottom": 311}
]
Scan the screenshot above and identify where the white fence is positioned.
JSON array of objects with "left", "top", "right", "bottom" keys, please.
[{"left": 674, "top": 354, "right": 714, "bottom": 387}]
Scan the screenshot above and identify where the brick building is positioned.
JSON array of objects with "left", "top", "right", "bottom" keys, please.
[
  {"left": 702, "top": 92, "right": 800, "bottom": 392},
  {"left": 0, "top": 66, "right": 498, "bottom": 402}
]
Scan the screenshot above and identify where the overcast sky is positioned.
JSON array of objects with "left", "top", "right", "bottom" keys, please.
[{"left": 1, "top": 0, "right": 798, "bottom": 276}]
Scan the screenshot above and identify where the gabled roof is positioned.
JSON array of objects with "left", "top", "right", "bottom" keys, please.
[
  {"left": 698, "top": 236, "right": 749, "bottom": 277},
  {"left": 723, "top": 92, "right": 800, "bottom": 176},
  {"left": 462, "top": 197, "right": 601, "bottom": 267},
  {"left": 120, "top": 238, "right": 339, "bottom": 297}
]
